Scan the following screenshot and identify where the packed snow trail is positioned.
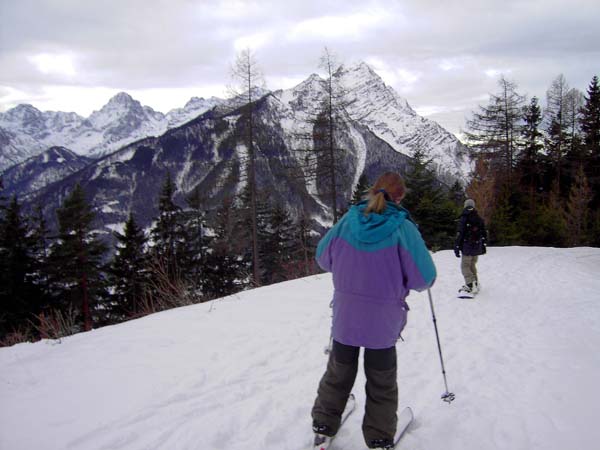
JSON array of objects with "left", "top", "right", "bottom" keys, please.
[{"left": 1, "top": 247, "right": 599, "bottom": 450}]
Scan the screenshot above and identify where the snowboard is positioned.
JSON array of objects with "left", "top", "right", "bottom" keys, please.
[
  {"left": 457, "top": 284, "right": 479, "bottom": 299},
  {"left": 457, "top": 289, "right": 475, "bottom": 299}
]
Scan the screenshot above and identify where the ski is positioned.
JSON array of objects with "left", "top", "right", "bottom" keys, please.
[
  {"left": 312, "top": 393, "right": 356, "bottom": 450},
  {"left": 392, "top": 406, "right": 414, "bottom": 448}
]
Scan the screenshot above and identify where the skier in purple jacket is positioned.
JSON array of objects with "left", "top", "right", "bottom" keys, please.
[{"left": 311, "top": 172, "right": 436, "bottom": 449}]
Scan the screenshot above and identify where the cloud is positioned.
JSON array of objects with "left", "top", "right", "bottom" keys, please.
[
  {"left": 234, "top": 32, "right": 273, "bottom": 52},
  {"left": 1, "top": 0, "right": 599, "bottom": 136},
  {"left": 29, "top": 53, "right": 77, "bottom": 77},
  {"left": 288, "top": 9, "right": 391, "bottom": 41}
]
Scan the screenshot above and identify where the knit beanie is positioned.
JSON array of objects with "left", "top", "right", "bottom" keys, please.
[{"left": 464, "top": 198, "right": 475, "bottom": 209}]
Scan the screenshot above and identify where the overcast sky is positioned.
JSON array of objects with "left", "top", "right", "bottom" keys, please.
[{"left": 1, "top": 0, "right": 598, "bottom": 136}]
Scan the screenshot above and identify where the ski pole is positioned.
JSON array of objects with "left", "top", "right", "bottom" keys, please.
[
  {"left": 324, "top": 299, "right": 334, "bottom": 355},
  {"left": 427, "top": 288, "right": 455, "bottom": 404}
]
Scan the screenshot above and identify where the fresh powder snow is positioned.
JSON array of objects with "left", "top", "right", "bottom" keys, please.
[{"left": 1, "top": 246, "right": 599, "bottom": 450}]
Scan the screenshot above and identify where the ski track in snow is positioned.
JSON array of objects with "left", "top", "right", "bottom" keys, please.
[{"left": 1, "top": 247, "right": 600, "bottom": 450}]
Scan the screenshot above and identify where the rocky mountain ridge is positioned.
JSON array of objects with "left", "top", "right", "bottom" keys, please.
[
  {"left": 0, "top": 94, "right": 223, "bottom": 171},
  {"left": 2, "top": 62, "right": 472, "bottom": 242}
]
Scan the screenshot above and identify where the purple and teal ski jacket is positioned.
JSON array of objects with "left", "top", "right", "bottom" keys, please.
[{"left": 316, "top": 201, "right": 436, "bottom": 349}]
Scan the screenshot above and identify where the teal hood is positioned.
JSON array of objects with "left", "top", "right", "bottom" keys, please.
[{"left": 348, "top": 201, "right": 408, "bottom": 243}]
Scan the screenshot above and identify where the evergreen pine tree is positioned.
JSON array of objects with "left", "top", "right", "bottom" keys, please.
[
  {"left": 259, "top": 203, "right": 296, "bottom": 285},
  {"left": 545, "top": 107, "right": 570, "bottom": 194},
  {"left": 534, "top": 181, "right": 568, "bottom": 246},
  {"left": 465, "top": 76, "right": 525, "bottom": 186},
  {"left": 0, "top": 196, "right": 36, "bottom": 338},
  {"left": 403, "top": 149, "right": 457, "bottom": 250},
  {"left": 28, "top": 205, "right": 52, "bottom": 312},
  {"left": 150, "top": 172, "right": 186, "bottom": 279},
  {"left": 49, "top": 184, "right": 107, "bottom": 331},
  {"left": 518, "top": 97, "right": 544, "bottom": 194},
  {"left": 108, "top": 213, "right": 149, "bottom": 320},
  {"left": 203, "top": 197, "right": 244, "bottom": 298},
  {"left": 515, "top": 96, "right": 545, "bottom": 243},
  {"left": 580, "top": 75, "right": 600, "bottom": 156},
  {"left": 0, "top": 178, "right": 7, "bottom": 334},
  {"left": 351, "top": 173, "right": 370, "bottom": 204},
  {"left": 293, "top": 212, "right": 317, "bottom": 277},
  {"left": 579, "top": 75, "right": 600, "bottom": 206},
  {"left": 488, "top": 188, "right": 521, "bottom": 245},
  {"left": 183, "top": 186, "right": 210, "bottom": 292}
]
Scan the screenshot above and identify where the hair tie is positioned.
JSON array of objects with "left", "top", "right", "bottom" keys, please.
[{"left": 376, "top": 189, "right": 391, "bottom": 201}]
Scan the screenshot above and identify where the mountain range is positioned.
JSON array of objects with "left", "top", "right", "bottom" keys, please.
[
  {"left": 0, "top": 93, "right": 222, "bottom": 171},
  {"left": 0, "top": 62, "right": 471, "bottom": 237}
]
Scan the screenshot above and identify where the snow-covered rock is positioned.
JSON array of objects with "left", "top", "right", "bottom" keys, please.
[{"left": 165, "top": 96, "right": 223, "bottom": 128}]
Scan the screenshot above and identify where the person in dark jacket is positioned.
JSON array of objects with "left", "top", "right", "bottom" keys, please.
[
  {"left": 311, "top": 172, "right": 436, "bottom": 450},
  {"left": 454, "top": 198, "right": 487, "bottom": 295}
]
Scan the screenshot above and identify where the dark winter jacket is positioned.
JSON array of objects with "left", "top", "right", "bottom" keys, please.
[{"left": 454, "top": 207, "right": 487, "bottom": 256}]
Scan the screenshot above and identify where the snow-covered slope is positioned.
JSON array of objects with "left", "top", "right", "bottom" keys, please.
[
  {"left": 0, "top": 146, "right": 92, "bottom": 197},
  {"left": 1, "top": 246, "right": 599, "bottom": 450},
  {"left": 166, "top": 96, "right": 223, "bottom": 128}
]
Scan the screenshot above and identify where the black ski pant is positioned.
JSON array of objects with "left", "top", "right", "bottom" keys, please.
[{"left": 311, "top": 340, "right": 398, "bottom": 445}]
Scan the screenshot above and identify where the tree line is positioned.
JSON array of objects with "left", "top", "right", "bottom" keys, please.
[
  {"left": 0, "top": 146, "right": 462, "bottom": 347},
  {"left": 0, "top": 172, "right": 321, "bottom": 345},
  {"left": 464, "top": 74, "right": 600, "bottom": 247}
]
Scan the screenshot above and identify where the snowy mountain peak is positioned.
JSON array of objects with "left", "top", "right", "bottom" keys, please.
[
  {"left": 94, "top": 92, "right": 147, "bottom": 118},
  {"left": 165, "top": 96, "right": 223, "bottom": 128},
  {"left": 338, "top": 61, "right": 379, "bottom": 79},
  {"left": 107, "top": 91, "right": 137, "bottom": 107},
  {"left": 3, "top": 103, "right": 43, "bottom": 121},
  {"left": 183, "top": 96, "right": 220, "bottom": 110},
  {"left": 0, "top": 104, "right": 46, "bottom": 134}
]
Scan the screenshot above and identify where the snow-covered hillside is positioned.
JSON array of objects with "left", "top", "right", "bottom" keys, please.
[{"left": 1, "top": 246, "right": 599, "bottom": 450}]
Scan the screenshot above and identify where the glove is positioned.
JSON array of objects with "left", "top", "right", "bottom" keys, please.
[
  {"left": 481, "top": 243, "right": 487, "bottom": 255},
  {"left": 454, "top": 248, "right": 460, "bottom": 258}
]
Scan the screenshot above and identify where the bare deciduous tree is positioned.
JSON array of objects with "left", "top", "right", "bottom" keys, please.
[
  {"left": 230, "top": 48, "right": 265, "bottom": 285},
  {"left": 293, "top": 47, "right": 356, "bottom": 223}
]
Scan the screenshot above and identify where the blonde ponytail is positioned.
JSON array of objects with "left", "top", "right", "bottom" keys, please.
[
  {"left": 365, "top": 191, "right": 388, "bottom": 215},
  {"left": 363, "top": 172, "right": 406, "bottom": 216}
]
